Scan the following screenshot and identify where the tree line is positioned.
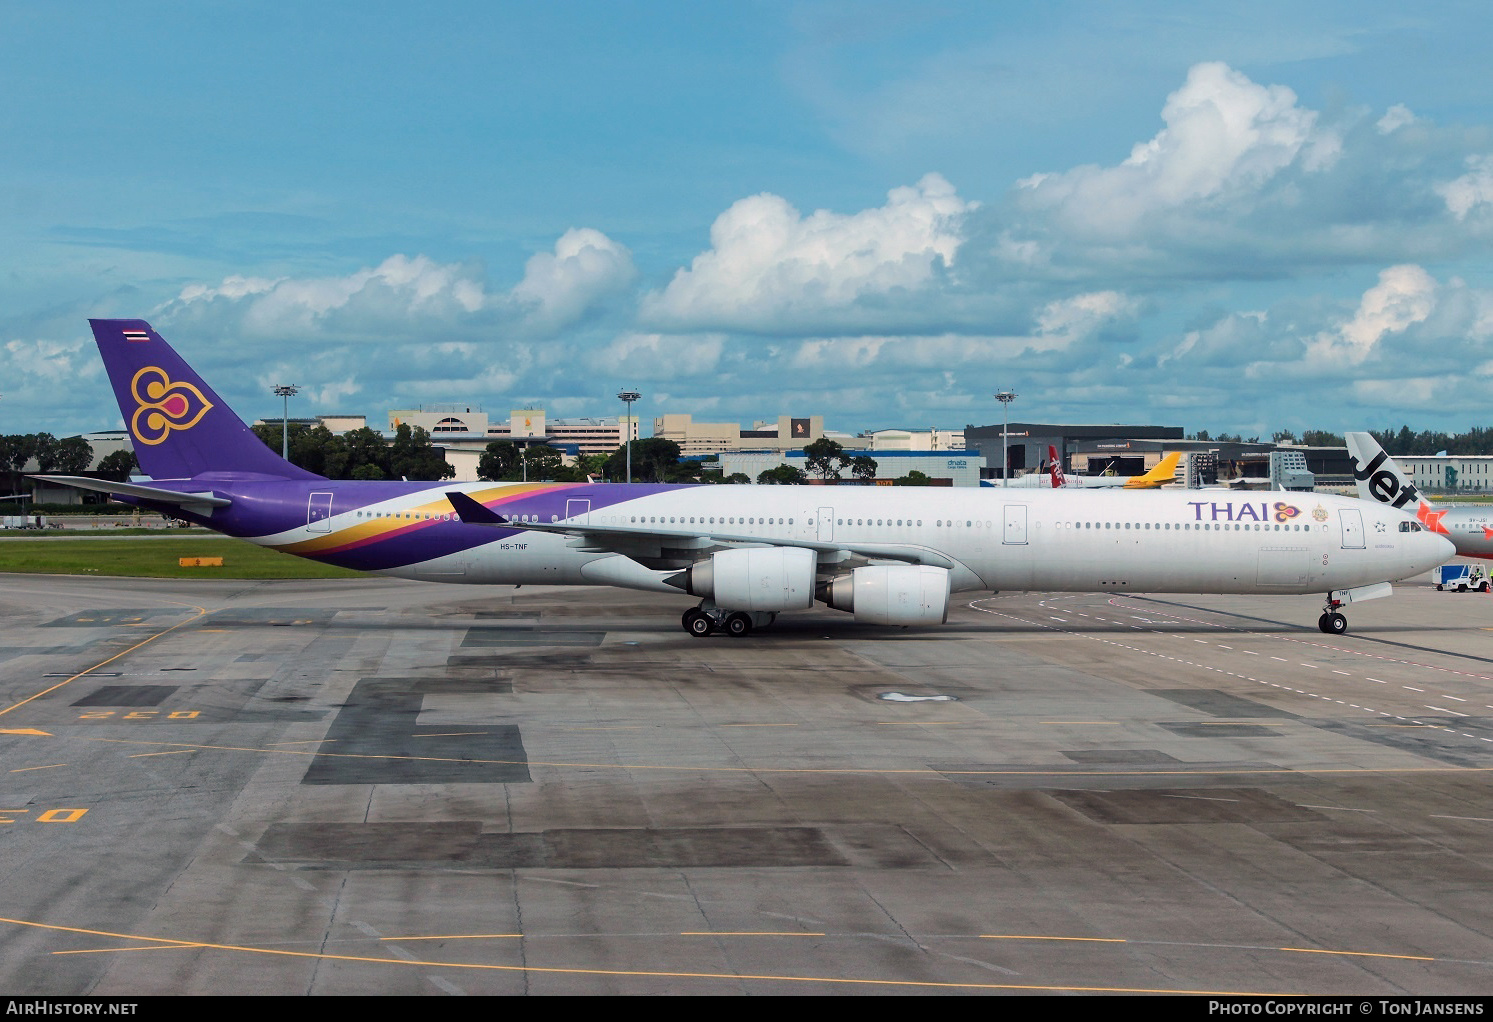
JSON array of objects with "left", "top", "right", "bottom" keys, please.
[
  {"left": 0, "top": 433, "right": 136, "bottom": 497},
  {"left": 249, "top": 422, "right": 456, "bottom": 480},
  {"left": 1194, "top": 427, "right": 1493, "bottom": 456}
]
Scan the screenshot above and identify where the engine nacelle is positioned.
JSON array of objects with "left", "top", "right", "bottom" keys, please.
[
  {"left": 820, "top": 565, "right": 950, "bottom": 626},
  {"left": 669, "top": 546, "right": 816, "bottom": 612}
]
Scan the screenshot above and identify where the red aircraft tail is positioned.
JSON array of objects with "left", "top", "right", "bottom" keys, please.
[{"left": 1047, "top": 445, "right": 1066, "bottom": 487}]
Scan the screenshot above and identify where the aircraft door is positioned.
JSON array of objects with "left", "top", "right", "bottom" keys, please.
[
  {"left": 817, "top": 507, "right": 834, "bottom": 542},
  {"left": 1002, "top": 504, "right": 1029, "bottom": 545},
  {"left": 565, "top": 499, "right": 591, "bottom": 523},
  {"left": 307, "top": 492, "right": 333, "bottom": 533},
  {"left": 1338, "top": 509, "right": 1365, "bottom": 549}
]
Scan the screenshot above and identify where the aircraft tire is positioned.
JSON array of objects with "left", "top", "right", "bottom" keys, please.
[
  {"left": 684, "top": 610, "right": 713, "bottom": 637},
  {"left": 1326, "top": 612, "right": 1347, "bottom": 635},
  {"left": 724, "top": 612, "right": 753, "bottom": 637}
]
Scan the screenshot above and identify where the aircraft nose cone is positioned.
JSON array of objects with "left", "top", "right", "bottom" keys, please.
[{"left": 1423, "top": 532, "right": 1456, "bottom": 571}]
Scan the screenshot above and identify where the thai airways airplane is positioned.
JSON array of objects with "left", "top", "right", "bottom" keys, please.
[
  {"left": 1003, "top": 446, "right": 1182, "bottom": 489},
  {"left": 1346, "top": 432, "right": 1493, "bottom": 561},
  {"left": 33, "top": 320, "right": 1452, "bottom": 638}
]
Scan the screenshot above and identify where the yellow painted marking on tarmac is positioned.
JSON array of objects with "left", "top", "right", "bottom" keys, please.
[
  {"left": 413, "top": 732, "right": 487, "bottom": 738},
  {"left": 0, "top": 915, "right": 1281, "bottom": 995},
  {"left": 982, "top": 935, "right": 1126, "bottom": 942},
  {"left": 874, "top": 721, "right": 965, "bottom": 726},
  {"left": 1431, "top": 815, "right": 1493, "bottom": 822},
  {"left": 0, "top": 915, "right": 1456, "bottom": 987},
  {"left": 9, "top": 764, "right": 64, "bottom": 773},
  {"left": 1278, "top": 947, "right": 1433, "bottom": 961},
  {"left": 1, "top": 728, "right": 52, "bottom": 736},
  {"left": 128, "top": 750, "right": 195, "bottom": 758},
  {"left": 268, "top": 740, "right": 332, "bottom": 746},
  {"left": 381, "top": 934, "right": 522, "bottom": 941},
  {"left": 52, "top": 944, "right": 206, "bottom": 954},
  {"left": 0, "top": 602, "right": 208, "bottom": 719}
]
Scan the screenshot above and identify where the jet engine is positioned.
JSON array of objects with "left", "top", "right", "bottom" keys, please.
[
  {"left": 819, "top": 565, "right": 951, "bottom": 626},
  {"left": 667, "top": 547, "right": 816, "bottom": 612}
]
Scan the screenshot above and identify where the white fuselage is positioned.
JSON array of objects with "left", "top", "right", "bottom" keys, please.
[{"left": 289, "top": 484, "right": 1451, "bottom": 597}]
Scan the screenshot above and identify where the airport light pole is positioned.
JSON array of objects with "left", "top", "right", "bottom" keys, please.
[
  {"left": 994, "top": 390, "right": 1016, "bottom": 486},
  {"left": 274, "top": 384, "right": 300, "bottom": 460},
  {"left": 617, "top": 389, "right": 640, "bottom": 483}
]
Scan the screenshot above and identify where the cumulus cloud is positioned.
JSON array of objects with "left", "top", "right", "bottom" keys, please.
[
  {"left": 161, "top": 231, "right": 634, "bottom": 341},
  {"left": 596, "top": 332, "right": 726, "bottom": 379},
  {"left": 642, "top": 173, "right": 973, "bottom": 332},
  {"left": 1014, "top": 62, "right": 1331, "bottom": 236},
  {"left": 510, "top": 228, "right": 637, "bottom": 332},
  {"left": 1035, "top": 291, "right": 1136, "bottom": 343},
  {"left": 785, "top": 289, "right": 1136, "bottom": 375},
  {"left": 1376, "top": 104, "right": 1416, "bottom": 135},
  {"left": 166, "top": 254, "right": 488, "bottom": 338},
  {"left": 3, "top": 337, "right": 97, "bottom": 384},
  {"left": 1305, "top": 264, "right": 1437, "bottom": 365},
  {"left": 1437, "top": 154, "right": 1493, "bottom": 220}
]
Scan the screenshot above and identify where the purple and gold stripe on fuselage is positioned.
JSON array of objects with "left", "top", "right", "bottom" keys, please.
[{"left": 270, "top": 481, "right": 642, "bottom": 573}]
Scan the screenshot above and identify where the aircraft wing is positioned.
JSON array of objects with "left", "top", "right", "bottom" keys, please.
[
  {"left": 29, "top": 475, "right": 231, "bottom": 513},
  {"left": 445, "top": 491, "right": 957, "bottom": 570}
]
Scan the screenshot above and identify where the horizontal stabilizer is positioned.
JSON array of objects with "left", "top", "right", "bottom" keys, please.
[
  {"left": 446, "top": 491, "right": 508, "bottom": 525},
  {"left": 29, "top": 475, "right": 231, "bottom": 511}
]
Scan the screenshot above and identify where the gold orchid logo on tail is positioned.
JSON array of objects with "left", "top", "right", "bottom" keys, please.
[{"left": 129, "top": 367, "right": 214, "bottom": 445}]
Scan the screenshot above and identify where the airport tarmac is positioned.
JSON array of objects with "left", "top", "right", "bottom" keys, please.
[{"left": 2, "top": 570, "right": 1493, "bottom": 995}]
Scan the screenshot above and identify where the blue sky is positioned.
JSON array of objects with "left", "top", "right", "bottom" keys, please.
[{"left": 5, "top": 1, "right": 1493, "bottom": 442}]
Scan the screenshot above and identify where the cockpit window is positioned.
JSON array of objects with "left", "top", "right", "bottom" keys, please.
[{"left": 1398, "top": 521, "right": 1423, "bottom": 532}]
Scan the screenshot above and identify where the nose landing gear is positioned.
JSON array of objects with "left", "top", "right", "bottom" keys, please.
[{"left": 1318, "top": 596, "right": 1348, "bottom": 635}]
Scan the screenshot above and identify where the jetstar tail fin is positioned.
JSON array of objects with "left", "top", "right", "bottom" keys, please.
[{"left": 1345, "top": 432, "right": 1449, "bottom": 533}]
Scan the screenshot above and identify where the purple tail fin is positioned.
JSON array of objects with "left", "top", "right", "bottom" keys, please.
[{"left": 90, "top": 319, "right": 322, "bottom": 481}]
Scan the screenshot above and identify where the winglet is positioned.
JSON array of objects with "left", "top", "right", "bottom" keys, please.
[{"left": 446, "top": 491, "right": 509, "bottom": 525}]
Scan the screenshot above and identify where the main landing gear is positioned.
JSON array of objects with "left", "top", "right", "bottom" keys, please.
[
  {"left": 1317, "top": 596, "right": 1348, "bottom": 635},
  {"left": 681, "top": 603, "right": 775, "bottom": 638}
]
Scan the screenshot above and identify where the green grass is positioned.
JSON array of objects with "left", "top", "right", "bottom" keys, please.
[{"left": 0, "top": 537, "right": 366, "bottom": 579}]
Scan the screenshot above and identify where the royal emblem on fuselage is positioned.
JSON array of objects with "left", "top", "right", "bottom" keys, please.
[
  {"left": 1311, "top": 505, "right": 1329, "bottom": 522},
  {"left": 129, "top": 366, "right": 214, "bottom": 445}
]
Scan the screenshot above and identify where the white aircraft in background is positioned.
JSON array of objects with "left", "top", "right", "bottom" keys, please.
[
  {"left": 1346, "top": 432, "right": 1493, "bottom": 560},
  {"left": 1001, "top": 447, "right": 1182, "bottom": 489},
  {"left": 36, "top": 321, "right": 1454, "bottom": 640}
]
